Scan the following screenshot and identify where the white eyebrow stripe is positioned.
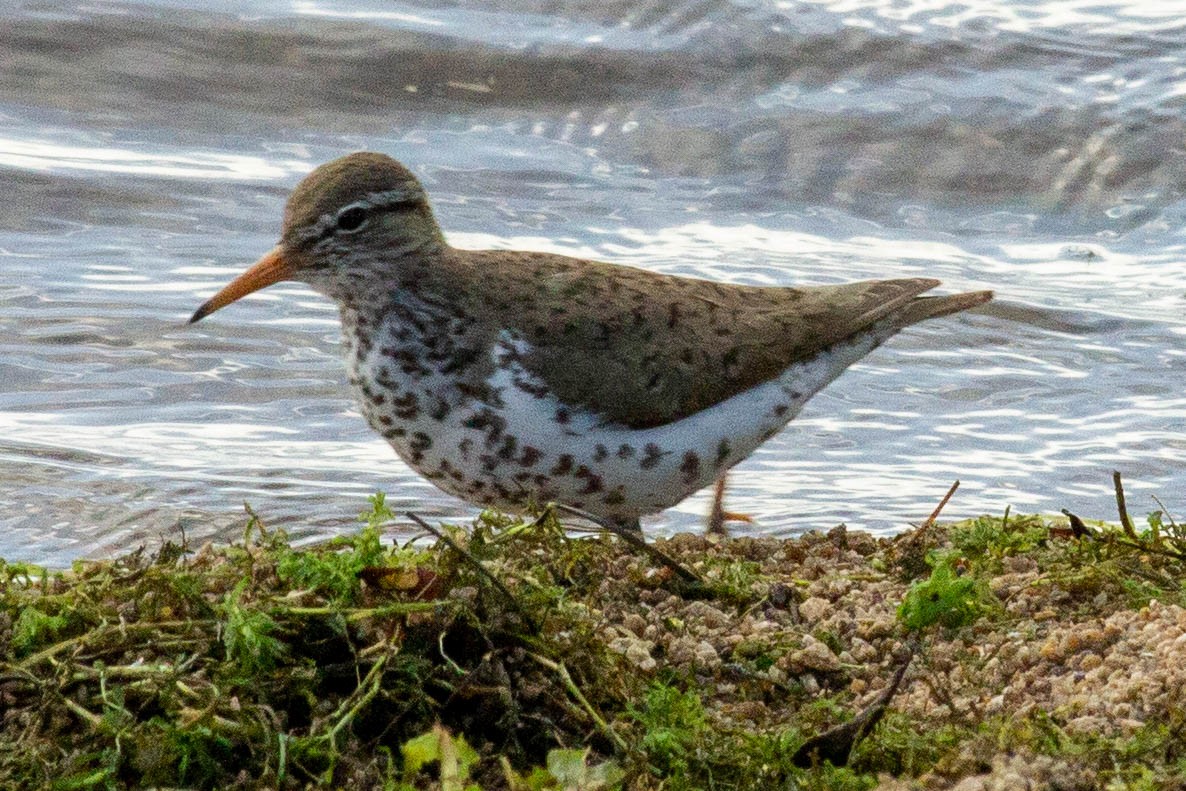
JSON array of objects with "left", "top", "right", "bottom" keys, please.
[
  {"left": 291, "top": 187, "right": 425, "bottom": 245},
  {"left": 360, "top": 188, "right": 423, "bottom": 209}
]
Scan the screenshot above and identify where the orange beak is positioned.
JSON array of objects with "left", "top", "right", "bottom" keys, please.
[{"left": 189, "top": 247, "right": 293, "bottom": 323}]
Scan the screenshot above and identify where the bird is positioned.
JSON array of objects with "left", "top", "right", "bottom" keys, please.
[{"left": 190, "top": 152, "right": 992, "bottom": 534}]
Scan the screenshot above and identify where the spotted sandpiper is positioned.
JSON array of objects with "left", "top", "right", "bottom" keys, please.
[{"left": 190, "top": 152, "right": 992, "bottom": 532}]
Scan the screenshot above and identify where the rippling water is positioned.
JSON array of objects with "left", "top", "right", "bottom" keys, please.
[{"left": 2, "top": 0, "right": 1184, "bottom": 565}]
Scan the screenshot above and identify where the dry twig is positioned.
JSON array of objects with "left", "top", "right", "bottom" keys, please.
[{"left": 921, "top": 480, "right": 960, "bottom": 528}]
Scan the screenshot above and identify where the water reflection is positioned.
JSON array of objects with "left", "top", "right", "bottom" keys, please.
[
  {"left": 1, "top": 0, "right": 1185, "bottom": 565},
  {"left": 0, "top": 137, "right": 306, "bottom": 180}
]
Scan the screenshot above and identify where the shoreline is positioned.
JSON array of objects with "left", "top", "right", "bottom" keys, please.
[{"left": 2, "top": 497, "right": 1183, "bottom": 789}]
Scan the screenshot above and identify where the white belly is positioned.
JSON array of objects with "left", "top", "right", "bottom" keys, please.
[{"left": 349, "top": 327, "right": 888, "bottom": 524}]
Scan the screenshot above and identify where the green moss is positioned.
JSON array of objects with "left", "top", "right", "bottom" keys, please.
[
  {"left": 273, "top": 495, "right": 398, "bottom": 604},
  {"left": 220, "top": 579, "right": 290, "bottom": 676},
  {"left": 898, "top": 552, "right": 990, "bottom": 631},
  {"left": 12, "top": 605, "right": 70, "bottom": 656},
  {"left": 629, "top": 683, "right": 709, "bottom": 780},
  {"left": 951, "top": 511, "right": 1048, "bottom": 561},
  {"left": 852, "top": 711, "right": 972, "bottom": 776},
  {"left": 3, "top": 501, "right": 1186, "bottom": 789}
]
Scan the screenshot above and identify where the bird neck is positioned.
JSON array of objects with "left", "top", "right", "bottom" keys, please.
[{"left": 334, "top": 247, "right": 469, "bottom": 347}]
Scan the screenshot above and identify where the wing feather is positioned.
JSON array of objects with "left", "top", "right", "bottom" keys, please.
[{"left": 446, "top": 249, "right": 985, "bottom": 429}]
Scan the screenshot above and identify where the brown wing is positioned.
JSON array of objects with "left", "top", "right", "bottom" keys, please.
[{"left": 449, "top": 249, "right": 983, "bottom": 429}]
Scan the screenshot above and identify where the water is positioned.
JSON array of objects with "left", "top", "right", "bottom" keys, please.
[{"left": 2, "top": 1, "right": 1184, "bottom": 566}]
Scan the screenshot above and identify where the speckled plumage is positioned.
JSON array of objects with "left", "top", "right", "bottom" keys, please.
[{"left": 191, "top": 152, "right": 992, "bottom": 529}]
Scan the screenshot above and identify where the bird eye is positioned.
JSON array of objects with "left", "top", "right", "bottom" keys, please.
[{"left": 335, "top": 206, "right": 367, "bottom": 232}]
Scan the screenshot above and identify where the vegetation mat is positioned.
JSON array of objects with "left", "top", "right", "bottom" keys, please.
[{"left": 2, "top": 490, "right": 1186, "bottom": 790}]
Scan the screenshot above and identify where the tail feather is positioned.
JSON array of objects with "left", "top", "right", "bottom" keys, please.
[{"left": 897, "top": 289, "right": 993, "bottom": 327}]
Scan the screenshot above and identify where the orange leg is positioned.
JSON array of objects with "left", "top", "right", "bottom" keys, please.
[{"left": 706, "top": 475, "right": 753, "bottom": 536}]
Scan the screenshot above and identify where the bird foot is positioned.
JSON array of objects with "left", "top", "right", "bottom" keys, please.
[{"left": 706, "top": 476, "right": 753, "bottom": 537}]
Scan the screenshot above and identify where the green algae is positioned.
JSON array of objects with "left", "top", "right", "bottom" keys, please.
[{"left": 1, "top": 494, "right": 1186, "bottom": 789}]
